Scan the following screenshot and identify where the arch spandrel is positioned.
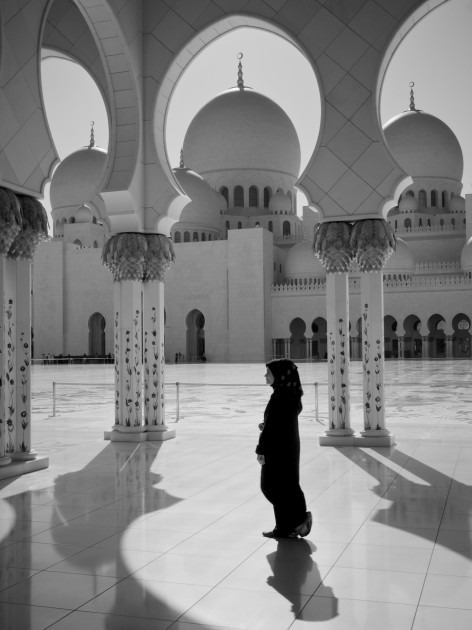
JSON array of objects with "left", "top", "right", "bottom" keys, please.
[{"left": 149, "top": 2, "right": 440, "bottom": 227}]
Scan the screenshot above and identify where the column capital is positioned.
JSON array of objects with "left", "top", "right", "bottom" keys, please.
[
  {"left": 350, "top": 219, "right": 396, "bottom": 272},
  {"left": 102, "top": 232, "right": 175, "bottom": 282},
  {"left": 1, "top": 190, "right": 48, "bottom": 260},
  {"left": 313, "top": 221, "right": 353, "bottom": 273}
]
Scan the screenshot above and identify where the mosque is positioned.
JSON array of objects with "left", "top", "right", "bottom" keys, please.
[{"left": 32, "top": 73, "right": 472, "bottom": 365}]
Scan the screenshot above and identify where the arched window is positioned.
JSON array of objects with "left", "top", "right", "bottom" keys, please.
[
  {"left": 404, "top": 218, "right": 411, "bottom": 229},
  {"left": 73, "top": 239, "right": 82, "bottom": 246},
  {"left": 264, "top": 186, "right": 272, "bottom": 208},
  {"left": 431, "top": 190, "right": 437, "bottom": 206},
  {"left": 283, "top": 221, "right": 291, "bottom": 236},
  {"left": 174, "top": 231, "right": 181, "bottom": 243},
  {"left": 184, "top": 231, "right": 190, "bottom": 242},
  {"left": 92, "top": 216, "right": 97, "bottom": 224},
  {"left": 234, "top": 185, "right": 244, "bottom": 207},
  {"left": 225, "top": 220, "right": 230, "bottom": 232},
  {"left": 93, "top": 241, "right": 98, "bottom": 248},
  {"left": 406, "top": 190, "right": 414, "bottom": 197},
  {"left": 442, "top": 191, "right": 447, "bottom": 207},
  {"left": 219, "top": 186, "right": 229, "bottom": 205},
  {"left": 418, "top": 190, "right": 426, "bottom": 208},
  {"left": 70, "top": 217, "right": 76, "bottom": 223},
  {"left": 238, "top": 222, "right": 242, "bottom": 229},
  {"left": 249, "top": 186, "right": 258, "bottom": 207},
  {"left": 201, "top": 233, "right": 206, "bottom": 241},
  {"left": 89, "top": 312, "right": 106, "bottom": 357},
  {"left": 193, "top": 232, "right": 198, "bottom": 242},
  {"left": 268, "top": 221, "right": 273, "bottom": 232},
  {"left": 451, "top": 218, "right": 455, "bottom": 227}
]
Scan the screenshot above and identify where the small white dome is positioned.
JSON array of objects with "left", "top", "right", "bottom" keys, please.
[
  {"left": 173, "top": 167, "right": 221, "bottom": 227},
  {"left": 50, "top": 146, "right": 107, "bottom": 210},
  {"left": 450, "top": 195, "right": 465, "bottom": 213},
  {"left": 75, "top": 204, "right": 93, "bottom": 223},
  {"left": 269, "top": 189, "right": 291, "bottom": 214},
  {"left": 285, "top": 241, "right": 326, "bottom": 279},
  {"left": 384, "top": 238, "right": 415, "bottom": 273},
  {"left": 399, "top": 195, "right": 418, "bottom": 213},
  {"left": 383, "top": 110, "right": 463, "bottom": 182},
  {"left": 461, "top": 236, "right": 472, "bottom": 271}
]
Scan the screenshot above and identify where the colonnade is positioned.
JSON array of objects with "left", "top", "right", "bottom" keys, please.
[{"left": 0, "top": 188, "right": 49, "bottom": 476}]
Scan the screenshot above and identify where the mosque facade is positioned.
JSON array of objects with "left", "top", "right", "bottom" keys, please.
[
  {"left": 2, "top": 0, "right": 472, "bottom": 470},
  {"left": 33, "top": 81, "right": 472, "bottom": 365}
]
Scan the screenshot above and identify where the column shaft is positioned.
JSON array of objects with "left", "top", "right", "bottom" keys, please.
[
  {"left": 359, "top": 272, "right": 394, "bottom": 445},
  {"left": 325, "top": 273, "right": 353, "bottom": 436},
  {"left": 114, "top": 280, "right": 144, "bottom": 431},
  {"left": 143, "top": 281, "right": 175, "bottom": 440}
]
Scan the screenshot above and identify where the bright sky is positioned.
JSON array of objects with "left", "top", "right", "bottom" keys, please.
[{"left": 41, "top": 0, "right": 472, "bottom": 219}]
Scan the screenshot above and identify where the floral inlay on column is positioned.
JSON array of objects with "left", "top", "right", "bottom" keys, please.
[
  {"left": 144, "top": 306, "right": 159, "bottom": 426},
  {"left": 18, "top": 332, "right": 30, "bottom": 452},
  {"left": 5, "top": 298, "right": 15, "bottom": 454},
  {"left": 362, "top": 303, "right": 384, "bottom": 430},
  {"left": 114, "top": 311, "right": 120, "bottom": 425}
]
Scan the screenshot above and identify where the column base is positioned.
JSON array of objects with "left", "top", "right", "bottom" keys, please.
[
  {"left": 11, "top": 450, "right": 38, "bottom": 462},
  {"left": 355, "top": 431, "right": 395, "bottom": 447},
  {"left": 105, "top": 425, "right": 147, "bottom": 442},
  {"left": 0, "top": 456, "right": 13, "bottom": 467},
  {"left": 320, "top": 431, "right": 395, "bottom": 447},
  {"left": 146, "top": 425, "right": 176, "bottom": 441},
  {"left": 104, "top": 425, "right": 176, "bottom": 442},
  {"left": 0, "top": 455, "right": 49, "bottom": 480}
]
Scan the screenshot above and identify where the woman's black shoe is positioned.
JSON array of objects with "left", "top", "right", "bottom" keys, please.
[
  {"left": 294, "top": 511, "right": 312, "bottom": 538},
  {"left": 263, "top": 529, "right": 297, "bottom": 539}
]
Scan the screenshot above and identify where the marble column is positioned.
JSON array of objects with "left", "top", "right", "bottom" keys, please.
[
  {"left": 111, "top": 278, "right": 146, "bottom": 441},
  {"left": 314, "top": 221, "right": 354, "bottom": 445},
  {"left": 324, "top": 272, "right": 353, "bottom": 440},
  {"left": 305, "top": 336, "right": 312, "bottom": 360},
  {"left": 352, "top": 219, "right": 395, "bottom": 447},
  {"left": 143, "top": 280, "right": 175, "bottom": 441},
  {"left": 0, "top": 191, "right": 49, "bottom": 477},
  {"left": 284, "top": 338, "right": 291, "bottom": 358},
  {"left": 102, "top": 232, "right": 175, "bottom": 442}
]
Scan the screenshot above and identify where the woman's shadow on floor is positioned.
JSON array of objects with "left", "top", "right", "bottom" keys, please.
[{"left": 266, "top": 538, "right": 338, "bottom": 622}]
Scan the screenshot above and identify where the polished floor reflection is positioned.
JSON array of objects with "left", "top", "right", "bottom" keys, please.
[{"left": 0, "top": 360, "right": 471, "bottom": 629}]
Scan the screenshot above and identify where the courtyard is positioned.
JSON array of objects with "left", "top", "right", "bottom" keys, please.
[{"left": 0, "top": 359, "right": 471, "bottom": 629}]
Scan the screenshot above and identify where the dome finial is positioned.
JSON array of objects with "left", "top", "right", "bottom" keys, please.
[
  {"left": 88, "top": 121, "right": 95, "bottom": 148},
  {"left": 409, "top": 82, "right": 420, "bottom": 112},
  {"left": 179, "top": 148, "right": 185, "bottom": 168},
  {"left": 237, "top": 52, "right": 244, "bottom": 90}
]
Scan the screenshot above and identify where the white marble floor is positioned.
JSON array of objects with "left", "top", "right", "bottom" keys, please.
[{"left": 0, "top": 360, "right": 471, "bottom": 629}]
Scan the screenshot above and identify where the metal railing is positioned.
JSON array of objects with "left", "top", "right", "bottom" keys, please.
[{"left": 50, "top": 381, "right": 319, "bottom": 422}]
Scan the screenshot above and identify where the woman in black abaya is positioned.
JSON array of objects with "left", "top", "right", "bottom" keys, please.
[{"left": 256, "top": 359, "right": 312, "bottom": 539}]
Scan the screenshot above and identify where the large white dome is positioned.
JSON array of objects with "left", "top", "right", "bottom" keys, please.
[
  {"left": 285, "top": 241, "right": 325, "bottom": 279},
  {"left": 383, "top": 110, "right": 463, "bottom": 182},
  {"left": 50, "top": 146, "right": 107, "bottom": 210},
  {"left": 183, "top": 88, "right": 301, "bottom": 178}
]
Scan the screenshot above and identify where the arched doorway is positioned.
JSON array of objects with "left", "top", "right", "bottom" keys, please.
[
  {"left": 403, "top": 314, "right": 422, "bottom": 358},
  {"left": 311, "top": 317, "right": 327, "bottom": 361},
  {"left": 384, "top": 315, "right": 398, "bottom": 358},
  {"left": 289, "top": 317, "right": 306, "bottom": 360},
  {"left": 452, "top": 313, "right": 471, "bottom": 358},
  {"left": 89, "top": 312, "right": 106, "bottom": 357},
  {"left": 186, "top": 310, "right": 205, "bottom": 362},
  {"left": 427, "top": 314, "right": 446, "bottom": 358}
]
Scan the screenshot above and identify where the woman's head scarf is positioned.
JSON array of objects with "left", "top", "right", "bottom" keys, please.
[{"left": 266, "top": 359, "right": 303, "bottom": 398}]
